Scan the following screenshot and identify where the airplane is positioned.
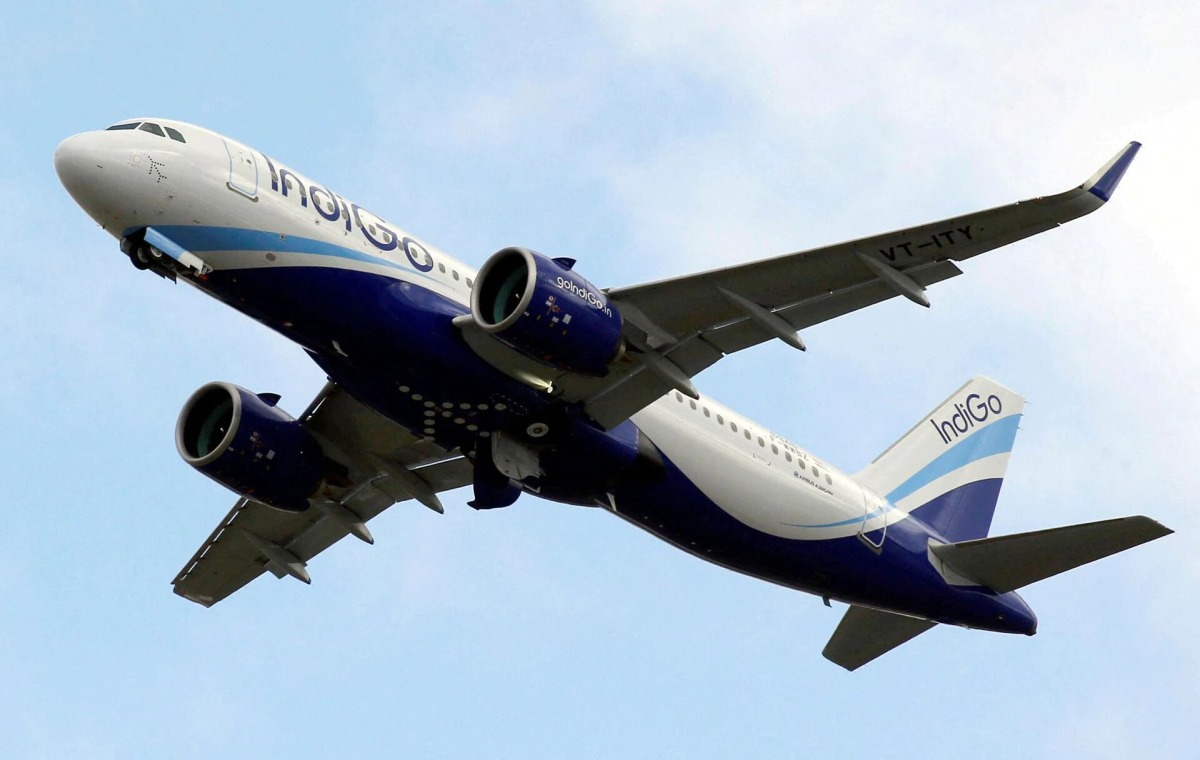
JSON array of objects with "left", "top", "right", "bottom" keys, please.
[{"left": 55, "top": 119, "right": 1170, "bottom": 670}]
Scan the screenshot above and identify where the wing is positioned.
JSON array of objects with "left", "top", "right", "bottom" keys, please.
[
  {"left": 551, "top": 142, "right": 1136, "bottom": 427},
  {"left": 171, "top": 382, "right": 473, "bottom": 607}
]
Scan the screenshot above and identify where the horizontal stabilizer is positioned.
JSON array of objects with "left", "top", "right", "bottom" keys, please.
[
  {"left": 929, "top": 516, "right": 1172, "bottom": 593},
  {"left": 822, "top": 605, "right": 937, "bottom": 671}
]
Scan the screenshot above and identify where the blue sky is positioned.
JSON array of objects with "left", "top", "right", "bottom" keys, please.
[{"left": 2, "top": 1, "right": 1197, "bottom": 757}]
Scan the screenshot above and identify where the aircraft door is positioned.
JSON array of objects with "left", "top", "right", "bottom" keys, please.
[{"left": 222, "top": 137, "right": 258, "bottom": 200}]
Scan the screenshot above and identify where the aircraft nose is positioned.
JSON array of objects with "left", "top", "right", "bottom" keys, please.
[{"left": 54, "top": 132, "right": 103, "bottom": 203}]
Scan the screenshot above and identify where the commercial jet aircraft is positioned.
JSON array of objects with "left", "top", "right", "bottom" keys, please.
[{"left": 55, "top": 119, "right": 1170, "bottom": 669}]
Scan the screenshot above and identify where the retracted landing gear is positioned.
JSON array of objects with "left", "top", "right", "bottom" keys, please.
[{"left": 120, "top": 227, "right": 212, "bottom": 282}]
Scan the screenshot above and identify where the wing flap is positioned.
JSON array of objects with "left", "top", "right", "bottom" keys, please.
[{"left": 822, "top": 605, "right": 937, "bottom": 671}]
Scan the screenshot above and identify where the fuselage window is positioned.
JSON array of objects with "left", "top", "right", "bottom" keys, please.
[
  {"left": 731, "top": 422, "right": 738, "bottom": 433},
  {"left": 758, "top": 437, "right": 765, "bottom": 447},
  {"left": 453, "top": 271, "right": 461, "bottom": 281},
  {"left": 689, "top": 400, "right": 697, "bottom": 410},
  {"left": 106, "top": 122, "right": 140, "bottom": 131},
  {"left": 703, "top": 407, "right": 710, "bottom": 418},
  {"left": 785, "top": 451, "right": 792, "bottom": 462},
  {"left": 439, "top": 263, "right": 446, "bottom": 273},
  {"left": 799, "top": 460, "right": 806, "bottom": 470},
  {"left": 164, "top": 126, "right": 186, "bottom": 143},
  {"left": 674, "top": 392, "right": 683, "bottom": 402},
  {"left": 744, "top": 429, "right": 752, "bottom": 440},
  {"left": 825, "top": 474, "right": 833, "bottom": 485},
  {"left": 716, "top": 414, "right": 724, "bottom": 425},
  {"left": 139, "top": 122, "right": 165, "bottom": 137},
  {"left": 466, "top": 278, "right": 474, "bottom": 288},
  {"left": 771, "top": 444, "right": 779, "bottom": 455},
  {"left": 812, "top": 467, "right": 820, "bottom": 479}
]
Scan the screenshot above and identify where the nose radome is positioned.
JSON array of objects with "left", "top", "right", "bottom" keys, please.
[{"left": 54, "top": 132, "right": 102, "bottom": 204}]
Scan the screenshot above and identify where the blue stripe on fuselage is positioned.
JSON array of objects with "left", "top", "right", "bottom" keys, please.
[
  {"left": 886, "top": 414, "right": 1021, "bottom": 504},
  {"left": 147, "top": 224, "right": 431, "bottom": 277}
]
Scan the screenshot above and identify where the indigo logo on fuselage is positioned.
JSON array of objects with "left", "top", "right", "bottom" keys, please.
[
  {"left": 930, "top": 393, "right": 1003, "bottom": 444},
  {"left": 261, "top": 154, "right": 435, "bottom": 272}
]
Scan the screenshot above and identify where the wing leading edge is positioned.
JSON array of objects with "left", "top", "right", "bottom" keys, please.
[{"left": 571, "top": 142, "right": 1139, "bottom": 427}]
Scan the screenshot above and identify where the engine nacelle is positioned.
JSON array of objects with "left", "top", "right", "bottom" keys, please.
[
  {"left": 176, "top": 382, "right": 325, "bottom": 512},
  {"left": 471, "top": 247, "right": 623, "bottom": 376}
]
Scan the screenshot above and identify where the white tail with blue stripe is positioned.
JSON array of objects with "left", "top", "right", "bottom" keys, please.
[{"left": 856, "top": 377, "right": 1024, "bottom": 542}]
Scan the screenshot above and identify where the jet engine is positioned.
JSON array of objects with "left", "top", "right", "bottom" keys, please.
[
  {"left": 471, "top": 247, "right": 623, "bottom": 376},
  {"left": 176, "top": 382, "right": 325, "bottom": 512}
]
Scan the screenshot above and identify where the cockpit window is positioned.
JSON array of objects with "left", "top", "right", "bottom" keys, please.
[
  {"left": 105, "top": 122, "right": 140, "bottom": 130},
  {"left": 139, "top": 122, "right": 165, "bottom": 137},
  {"left": 163, "top": 126, "right": 186, "bottom": 143}
]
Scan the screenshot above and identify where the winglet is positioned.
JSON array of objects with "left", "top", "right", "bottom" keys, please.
[{"left": 1082, "top": 142, "right": 1141, "bottom": 202}]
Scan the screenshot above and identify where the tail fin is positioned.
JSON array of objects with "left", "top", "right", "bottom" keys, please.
[{"left": 856, "top": 377, "right": 1024, "bottom": 542}]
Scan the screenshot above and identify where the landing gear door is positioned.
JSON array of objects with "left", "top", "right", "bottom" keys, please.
[{"left": 222, "top": 137, "right": 258, "bottom": 200}]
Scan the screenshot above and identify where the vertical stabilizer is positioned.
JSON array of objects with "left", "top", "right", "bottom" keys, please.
[{"left": 856, "top": 377, "right": 1024, "bottom": 542}]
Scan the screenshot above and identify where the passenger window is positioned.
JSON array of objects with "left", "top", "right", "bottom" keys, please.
[
  {"left": 466, "top": 278, "right": 473, "bottom": 288},
  {"left": 812, "top": 467, "right": 820, "bottom": 479},
  {"left": 716, "top": 414, "right": 724, "bottom": 425},
  {"left": 164, "top": 126, "right": 186, "bottom": 143},
  {"left": 453, "top": 271, "right": 460, "bottom": 281},
  {"left": 674, "top": 392, "right": 683, "bottom": 402},
  {"left": 439, "top": 263, "right": 446, "bottom": 273},
  {"left": 731, "top": 422, "right": 738, "bottom": 433},
  {"left": 106, "top": 122, "right": 140, "bottom": 130},
  {"left": 825, "top": 474, "right": 833, "bottom": 485},
  {"left": 139, "top": 122, "right": 165, "bottom": 137},
  {"left": 758, "top": 437, "right": 765, "bottom": 447},
  {"left": 771, "top": 444, "right": 779, "bottom": 455},
  {"left": 744, "top": 430, "right": 751, "bottom": 440},
  {"left": 785, "top": 451, "right": 792, "bottom": 462},
  {"left": 799, "top": 460, "right": 806, "bottom": 470},
  {"left": 703, "top": 407, "right": 711, "bottom": 418},
  {"left": 689, "top": 400, "right": 697, "bottom": 410}
]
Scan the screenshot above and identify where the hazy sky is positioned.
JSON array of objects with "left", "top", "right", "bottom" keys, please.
[{"left": 2, "top": 2, "right": 1197, "bottom": 757}]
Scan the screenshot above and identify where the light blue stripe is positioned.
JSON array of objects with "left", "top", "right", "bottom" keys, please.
[
  {"left": 148, "top": 224, "right": 427, "bottom": 277},
  {"left": 782, "top": 504, "right": 896, "bottom": 530},
  {"left": 782, "top": 415, "right": 1020, "bottom": 531},
  {"left": 885, "top": 414, "right": 1021, "bottom": 504}
]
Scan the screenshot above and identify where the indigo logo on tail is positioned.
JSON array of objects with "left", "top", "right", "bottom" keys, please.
[{"left": 930, "top": 393, "right": 1003, "bottom": 444}]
